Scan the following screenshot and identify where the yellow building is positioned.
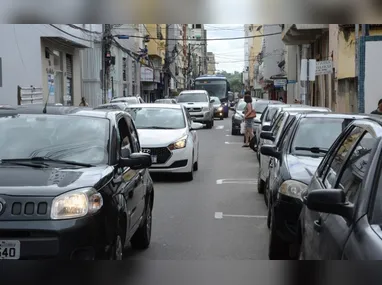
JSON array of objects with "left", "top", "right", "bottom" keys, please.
[
  {"left": 143, "top": 24, "right": 166, "bottom": 62},
  {"left": 248, "top": 25, "right": 263, "bottom": 95}
]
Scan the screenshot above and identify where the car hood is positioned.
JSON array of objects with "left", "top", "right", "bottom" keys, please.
[
  {"left": 213, "top": 103, "right": 222, "bottom": 108},
  {"left": 0, "top": 165, "right": 114, "bottom": 196},
  {"left": 137, "top": 128, "right": 187, "bottom": 147},
  {"left": 286, "top": 155, "right": 323, "bottom": 184},
  {"left": 179, "top": 102, "right": 209, "bottom": 108},
  {"left": 234, "top": 111, "right": 244, "bottom": 119}
]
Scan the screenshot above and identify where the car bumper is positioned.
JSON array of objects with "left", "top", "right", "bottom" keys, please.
[
  {"left": 232, "top": 117, "right": 242, "bottom": 131},
  {"left": 214, "top": 109, "right": 224, "bottom": 118},
  {"left": 0, "top": 213, "right": 108, "bottom": 260},
  {"left": 148, "top": 145, "right": 193, "bottom": 174},
  {"left": 189, "top": 111, "right": 211, "bottom": 123},
  {"left": 273, "top": 194, "right": 303, "bottom": 244}
]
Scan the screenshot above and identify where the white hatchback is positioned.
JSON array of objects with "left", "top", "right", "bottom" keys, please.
[{"left": 125, "top": 103, "right": 203, "bottom": 181}]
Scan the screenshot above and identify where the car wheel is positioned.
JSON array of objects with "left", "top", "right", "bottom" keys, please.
[
  {"left": 211, "top": 118, "right": 214, "bottom": 127},
  {"left": 220, "top": 117, "right": 224, "bottom": 120},
  {"left": 193, "top": 161, "right": 198, "bottom": 171},
  {"left": 110, "top": 234, "right": 124, "bottom": 260},
  {"left": 267, "top": 202, "right": 271, "bottom": 229},
  {"left": 206, "top": 121, "right": 212, "bottom": 129},
  {"left": 268, "top": 207, "right": 290, "bottom": 260},
  {"left": 184, "top": 155, "right": 194, "bottom": 181},
  {"left": 231, "top": 128, "right": 238, "bottom": 135},
  {"left": 257, "top": 168, "right": 265, "bottom": 194},
  {"left": 130, "top": 196, "right": 152, "bottom": 250}
]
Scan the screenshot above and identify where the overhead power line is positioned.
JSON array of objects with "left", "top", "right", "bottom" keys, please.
[
  {"left": 49, "top": 24, "right": 100, "bottom": 42},
  {"left": 66, "top": 24, "right": 102, "bottom": 35},
  {"left": 127, "top": 32, "right": 282, "bottom": 42}
]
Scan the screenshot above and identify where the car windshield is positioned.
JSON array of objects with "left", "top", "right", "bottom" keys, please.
[
  {"left": 194, "top": 80, "right": 227, "bottom": 99},
  {"left": 111, "top": 97, "right": 138, "bottom": 104},
  {"left": 0, "top": 115, "right": 109, "bottom": 165},
  {"left": 253, "top": 101, "right": 270, "bottom": 113},
  {"left": 236, "top": 100, "right": 255, "bottom": 111},
  {"left": 126, "top": 107, "right": 186, "bottom": 129},
  {"left": 211, "top": 97, "right": 221, "bottom": 104},
  {"left": 291, "top": 118, "right": 350, "bottom": 156},
  {"left": 177, "top": 93, "right": 208, "bottom": 103}
]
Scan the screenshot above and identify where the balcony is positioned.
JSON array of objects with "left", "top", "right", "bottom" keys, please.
[{"left": 282, "top": 24, "right": 329, "bottom": 45}]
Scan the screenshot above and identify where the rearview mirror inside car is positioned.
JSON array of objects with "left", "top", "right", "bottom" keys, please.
[
  {"left": 260, "top": 131, "right": 275, "bottom": 142},
  {"left": 119, "top": 153, "right": 152, "bottom": 170},
  {"left": 305, "top": 189, "right": 354, "bottom": 220}
]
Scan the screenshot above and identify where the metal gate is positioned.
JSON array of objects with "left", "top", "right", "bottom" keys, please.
[
  {"left": 65, "top": 54, "right": 73, "bottom": 105},
  {"left": 17, "top": 86, "right": 43, "bottom": 105}
]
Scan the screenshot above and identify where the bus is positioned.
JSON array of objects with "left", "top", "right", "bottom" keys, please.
[{"left": 193, "top": 75, "right": 231, "bottom": 118}]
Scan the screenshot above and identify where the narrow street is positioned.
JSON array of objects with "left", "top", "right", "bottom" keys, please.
[{"left": 125, "top": 114, "right": 268, "bottom": 260}]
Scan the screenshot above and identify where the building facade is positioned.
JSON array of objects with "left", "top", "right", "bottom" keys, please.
[{"left": 207, "top": 52, "right": 216, "bottom": 74}]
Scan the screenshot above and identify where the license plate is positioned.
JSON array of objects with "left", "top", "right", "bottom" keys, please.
[
  {"left": 151, "top": 155, "right": 157, "bottom": 164},
  {"left": 0, "top": 240, "right": 20, "bottom": 260}
]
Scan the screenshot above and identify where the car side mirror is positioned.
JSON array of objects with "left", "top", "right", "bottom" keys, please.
[
  {"left": 260, "top": 145, "right": 280, "bottom": 159},
  {"left": 190, "top": 122, "right": 203, "bottom": 130},
  {"left": 119, "top": 152, "right": 152, "bottom": 170},
  {"left": 262, "top": 125, "right": 272, "bottom": 131},
  {"left": 304, "top": 189, "right": 354, "bottom": 220},
  {"left": 210, "top": 99, "right": 215, "bottom": 103},
  {"left": 260, "top": 131, "right": 275, "bottom": 142}
]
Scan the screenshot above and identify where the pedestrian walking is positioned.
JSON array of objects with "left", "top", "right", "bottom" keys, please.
[
  {"left": 242, "top": 92, "right": 256, "bottom": 147},
  {"left": 371, "top": 99, "right": 382, "bottom": 115},
  {"left": 79, "top": 97, "right": 89, "bottom": 107}
]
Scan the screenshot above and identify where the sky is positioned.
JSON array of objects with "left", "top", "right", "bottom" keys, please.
[{"left": 205, "top": 24, "right": 244, "bottom": 74}]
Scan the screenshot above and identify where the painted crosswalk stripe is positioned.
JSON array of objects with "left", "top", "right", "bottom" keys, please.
[{"left": 214, "top": 212, "right": 267, "bottom": 219}]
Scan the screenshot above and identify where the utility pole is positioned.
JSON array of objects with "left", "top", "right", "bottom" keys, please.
[
  {"left": 163, "top": 24, "right": 170, "bottom": 98},
  {"left": 102, "top": 24, "right": 112, "bottom": 103},
  {"left": 301, "top": 44, "right": 310, "bottom": 105},
  {"left": 187, "top": 43, "right": 191, "bottom": 89}
]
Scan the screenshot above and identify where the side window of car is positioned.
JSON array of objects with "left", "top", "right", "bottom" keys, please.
[
  {"left": 184, "top": 108, "right": 192, "bottom": 127},
  {"left": 272, "top": 114, "right": 285, "bottom": 137},
  {"left": 323, "top": 127, "right": 364, "bottom": 188},
  {"left": 336, "top": 132, "right": 376, "bottom": 204},
  {"left": 117, "top": 117, "right": 132, "bottom": 158},
  {"left": 124, "top": 115, "right": 140, "bottom": 153}
]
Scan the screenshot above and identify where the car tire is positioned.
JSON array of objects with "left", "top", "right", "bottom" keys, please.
[
  {"left": 267, "top": 202, "right": 271, "bottom": 229},
  {"left": 220, "top": 117, "right": 224, "bottom": 120},
  {"left": 110, "top": 234, "right": 124, "bottom": 260},
  {"left": 130, "top": 196, "right": 152, "bottom": 250},
  {"left": 268, "top": 207, "right": 290, "bottom": 260},
  {"left": 264, "top": 178, "right": 269, "bottom": 207},
  {"left": 193, "top": 161, "right": 198, "bottom": 171},
  {"left": 257, "top": 168, "right": 265, "bottom": 194},
  {"left": 231, "top": 128, "right": 238, "bottom": 135},
  {"left": 184, "top": 155, "right": 194, "bottom": 181}
]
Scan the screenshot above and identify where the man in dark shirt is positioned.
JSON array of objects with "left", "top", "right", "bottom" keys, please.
[{"left": 371, "top": 99, "right": 382, "bottom": 115}]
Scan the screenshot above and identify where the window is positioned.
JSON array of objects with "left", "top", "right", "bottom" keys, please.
[
  {"left": 195, "top": 24, "right": 202, "bottom": 29},
  {"left": 184, "top": 108, "right": 192, "bottom": 127},
  {"left": 323, "top": 127, "right": 364, "bottom": 189},
  {"left": 125, "top": 115, "right": 140, "bottom": 152},
  {"left": 272, "top": 113, "right": 285, "bottom": 137},
  {"left": 177, "top": 93, "right": 208, "bottom": 103},
  {"left": 266, "top": 108, "right": 278, "bottom": 122},
  {"left": 117, "top": 118, "right": 132, "bottom": 158},
  {"left": 337, "top": 132, "right": 376, "bottom": 204}
]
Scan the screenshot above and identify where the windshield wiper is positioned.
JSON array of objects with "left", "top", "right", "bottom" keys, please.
[
  {"left": 294, "top": 147, "right": 328, "bottom": 154},
  {"left": 0, "top": 157, "right": 94, "bottom": 167}
]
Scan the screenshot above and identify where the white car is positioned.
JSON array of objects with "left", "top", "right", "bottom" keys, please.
[
  {"left": 110, "top": 96, "right": 144, "bottom": 104},
  {"left": 125, "top": 103, "right": 203, "bottom": 181}
]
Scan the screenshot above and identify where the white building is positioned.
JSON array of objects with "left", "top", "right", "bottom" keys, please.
[
  {"left": 0, "top": 24, "right": 96, "bottom": 106},
  {"left": 188, "top": 24, "right": 207, "bottom": 77}
]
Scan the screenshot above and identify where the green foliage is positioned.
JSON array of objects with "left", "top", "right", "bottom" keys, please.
[{"left": 219, "top": 70, "right": 242, "bottom": 92}]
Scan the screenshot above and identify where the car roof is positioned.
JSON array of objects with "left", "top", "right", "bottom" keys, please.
[
  {"left": 126, "top": 103, "right": 182, "bottom": 109},
  {"left": 111, "top": 97, "right": 139, "bottom": 101},
  {"left": 280, "top": 106, "right": 331, "bottom": 112},
  {"left": 302, "top": 112, "right": 370, "bottom": 119},
  {"left": 179, "top": 90, "right": 208, "bottom": 94}
]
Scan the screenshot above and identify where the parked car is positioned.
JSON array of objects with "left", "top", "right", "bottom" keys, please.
[
  {"left": 94, "top": 103, "right": 129, "bottom": 111},
  {"left": 177, "top": 90, "right": 215, "bottom": 129},
  {"left": 0, "top": 106, "right": 154, "bottom": 260},
  {"left": 261, "top": 113, "right": 366, "bottom": 259},
  {"left": 125, "top": 103, "right": 203, "bottom": 181},
  {"left": 298, "top": 115, "right": 382, "bottom": 260},
  {"left": 155, "top": 99, "right": 177, "bottom": 104},
  {"left": 210, "top": 96, "right": 224, "bottom": 120},
  {"left": 111, "top": 96, "right": 144, "bottom": 104},
  {"left": 257, "top": 106, "right": 332, "bottom": 196}
]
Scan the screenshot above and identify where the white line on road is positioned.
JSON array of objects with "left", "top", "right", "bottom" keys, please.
[
  {"left": 225, "top": 134, "right": 231, "bottom": 137},
  {"left": 215, "top": 125, "right": 224, "bottom": 130},
  {"left": 225, "top": 142, "right": 242, "bottom": 145},
  {"left": 216, "top": 179, "right": 258, "bottom": 185},
  {"left": 214, "top": 212, "right": 267, "bottom": 219}
]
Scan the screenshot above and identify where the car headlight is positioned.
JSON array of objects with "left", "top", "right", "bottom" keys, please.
[
  {"left": 279, "top": 180, "right": 308, "bottom": 200},
  {"left": 202, "top": 107, "right": 209, "bottom": 111},
  {"left": 217, "top": 107, "right": 223, "bottom": 111},
  {"left": 168, "top": 135, "right": 187, "bottom": 150},
  {"left": 51, "top": 188, "right": 103, "bottom": 220}
]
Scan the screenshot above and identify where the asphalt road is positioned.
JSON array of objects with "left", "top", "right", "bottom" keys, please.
[{"left": 125, "top": 113, "right": 268, "bottom": 260}]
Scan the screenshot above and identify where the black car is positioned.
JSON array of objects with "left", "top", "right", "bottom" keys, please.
[
  {"left": 299, "top": 115, "right": 382, "bottom": 260},
  {"left": 260, "top": 113, "right": 366, "bottom": 259},
  {"left": 0, "top": 106, "right": 154, "bottom": 260}
]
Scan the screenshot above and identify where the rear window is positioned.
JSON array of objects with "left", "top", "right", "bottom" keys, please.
[
  {"left": 266, "top": 108, "right": 279, "bottom": 121},
  {"left": 253, "top": 102, "right": 269, "bottom": 113}
]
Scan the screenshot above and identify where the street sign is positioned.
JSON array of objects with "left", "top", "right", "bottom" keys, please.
[
  {"left": 288, "top": 80, "right": 297, "bottom": 84},
  {"left": 274, "top": 79, "right": 287, "bottom": 87},
  {"left": 315, "top": 60, "right": 333, "bottom": 75}
]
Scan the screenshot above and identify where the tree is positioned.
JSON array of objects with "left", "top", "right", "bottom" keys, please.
[{"left": 219, "top": 70, "right": 243, "bottom": 92}]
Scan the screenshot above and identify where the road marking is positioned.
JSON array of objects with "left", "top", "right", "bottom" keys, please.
[
  {"left": 215, "top": 125, "right": 224, "bottom": 130},
  {"left": 225, "top": 142, "right": 242, "bottom": 145},
  {"left": 216, "top": 179, "right": 258, "bottom": 185},
  {"left": 225, "top": 129, "right": 230, "bottom": 132},
  {"left": 225, "top": 134, "right": 231, "bottom": 137},
  {"left": 214, "top": 212, "right": 267, "bottom": 219}
]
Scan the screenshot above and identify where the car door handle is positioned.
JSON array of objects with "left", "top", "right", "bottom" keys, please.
[{"left": 314, "top": 219, "right": 322, "bottom": 233}]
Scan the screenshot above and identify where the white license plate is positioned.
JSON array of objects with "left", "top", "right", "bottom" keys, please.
[
  {"left": 151, "top": 155, "right": 157, "bottom": 164},
  {"left": 0, "top": 240, "right": 20, "bottom": 260}
]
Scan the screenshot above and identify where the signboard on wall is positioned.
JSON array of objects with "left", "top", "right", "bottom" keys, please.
[
  {"left": 315, "top": 60, "right": 333, "bottom": 75},
  {"left": 141, "top": 67, "right": 154, "bottom": 82},
  {"left": 47, "top": 73, "right": 55, "bottom": 103}
]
